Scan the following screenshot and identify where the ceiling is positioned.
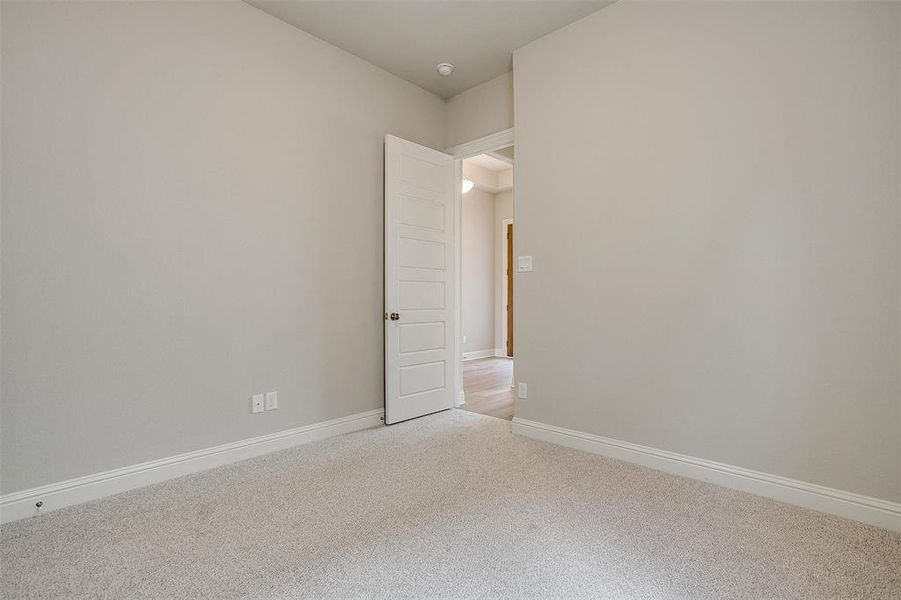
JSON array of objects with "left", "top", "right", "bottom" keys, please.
[
  {"left": 463, "top": 153, "right": 513, "bottom": 193},
  {"left": 466, "top": 153, "right": 512, "bottom": 172},
  {"left": 245, "top": 0, "right": 614, "bottom": 98}
]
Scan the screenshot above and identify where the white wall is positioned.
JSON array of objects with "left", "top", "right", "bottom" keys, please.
[
  {"left": 445, "top": 72, "right": 514, "bottom": 148},
  {"left": 0, "top": 1, "right": 445, "bottom": 494},
  {"left": 494, "top": 190, "right": 514, "bottom": 353},
  {"left": 463, "top": 189, "right": 497, "bottom": 354},
  {"left": 514, "top": 1, "right": 901, "bottom": 502}
]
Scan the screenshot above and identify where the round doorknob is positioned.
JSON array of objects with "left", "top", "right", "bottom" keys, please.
[{"left": 390, "top": 312, "right": 400, "bottom": 321}]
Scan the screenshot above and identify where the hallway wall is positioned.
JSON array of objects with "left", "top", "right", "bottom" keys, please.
[{"left": 463, "top": 189, "right": 498, "bottom": 355}]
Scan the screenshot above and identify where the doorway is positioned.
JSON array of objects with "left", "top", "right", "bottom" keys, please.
[
  {"left": 383, "top": 130, "right": 513, "bottom": 426},
  {"left": 456, "top": 143, "right": 515, "bottom": 421}
]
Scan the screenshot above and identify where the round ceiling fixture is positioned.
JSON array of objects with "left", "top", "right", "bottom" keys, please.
[{"left": 436, "top": 63, "right": 455, "bottom": 77}]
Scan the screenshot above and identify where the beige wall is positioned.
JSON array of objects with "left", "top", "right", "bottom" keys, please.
[
  {"left": 463, "top": 189, "right": 497, "bottom": 354},
  {"left": 0, "top": 1, "right": 445, "bottom": 493},
  {"left": 514, "top": 1, "right": 901, "bottom": 502},
  {"left": 445, "top": 72, "right": 514, "bottom": 148},
  {"left": 463, "top": 186, "right": 514, "bottom": 357}
]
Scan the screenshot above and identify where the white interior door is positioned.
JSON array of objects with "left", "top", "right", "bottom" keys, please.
[{"left": 384, "top": 135, "right": 455, "bottom": 424}]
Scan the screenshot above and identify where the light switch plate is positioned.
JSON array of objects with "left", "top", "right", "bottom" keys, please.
[
  {"left": 251, "top": 394, "right": 264, "bottom": 414},
  {"left": 518, "top": 256, "right": 533, "bottom": 272},
  {"left": 265, "top": 391, "right": 278, "bottom": 411},
  {"left": 517, "top": 382, "right": 528, "bottom": 399}
]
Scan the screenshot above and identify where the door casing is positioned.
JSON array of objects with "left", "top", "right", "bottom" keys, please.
[{"left": 505, "top": 221, "right": 514, "bottom": 357}]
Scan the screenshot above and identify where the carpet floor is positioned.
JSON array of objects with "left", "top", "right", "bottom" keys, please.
[{"left": 1, "top": 410, "right": 899, "bottom": 599}]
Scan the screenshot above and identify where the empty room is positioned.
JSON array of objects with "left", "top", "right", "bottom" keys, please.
[{"left": 1, "top": 1, "right": 900, "bottom": 598}]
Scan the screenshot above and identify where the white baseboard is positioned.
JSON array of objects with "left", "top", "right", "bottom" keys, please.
[
  {"left": 511, "top": 417, "right": 901, "bottom": 532},
  {"left": 494, "top": 349, "right": 511, "bottom": 358},
  {"left": 0, "top": 409, "right": 384, "bottom": 525},
  {"left": 462, "top": 349, "right": 500, "bottom": 361}
]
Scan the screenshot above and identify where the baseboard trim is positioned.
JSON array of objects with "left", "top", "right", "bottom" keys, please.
[
  {"left": 494, "top": 349, "right": 511, "bottom": 358},
  {"left": 0, "top": 409, "right": 385, "bottom": 525},
  {"left": 462, "top": 349, "right": 499, "bottom": 361},
  {"left": 511, "top": 417, "right": 901, "bottom": 532}
]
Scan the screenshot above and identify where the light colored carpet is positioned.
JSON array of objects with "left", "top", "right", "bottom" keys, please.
[{"left": 1, "top": 410, "right": 899, "bottom": 599}]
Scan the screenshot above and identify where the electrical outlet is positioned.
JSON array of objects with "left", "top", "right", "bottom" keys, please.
[
  {"left": 251, "top": 394, "right": 264, "bottom": 414},
  {"left": 517, "top": 382, "right": 528, "bottom": 399},
  {"left": 265, "top": 391, "right": 278, "bottom": 411}
]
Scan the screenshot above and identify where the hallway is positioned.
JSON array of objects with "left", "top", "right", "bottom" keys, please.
[{"left": 460, "top": 357, "right": 515, "bottom": 420}]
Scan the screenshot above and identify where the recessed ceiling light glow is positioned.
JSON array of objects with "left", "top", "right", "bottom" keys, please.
[
  {"left": 462, "top": 179, "right": 474, "bottom": 194},
  {"left": 436, "top": 63, "right": 455, "bottom": 77}
]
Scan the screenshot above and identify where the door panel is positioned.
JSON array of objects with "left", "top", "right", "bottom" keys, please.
[
  {"left": 385, "top": 135, "right": 455, "bottom": 424},
  {"left": 398, "top": 238, "right": 445, "bottom": 270},
  {"left": 399, "top": 322, "right": 445, "bottom": 354},
  {"left": 399, "top": 281, "right": 445, "bottom": 310},
  {"left": 399, "top": 195, "right": 445, "bottom": 230},
  {"left": 400, "top": 361, "right": 446, "bottom": 396}
]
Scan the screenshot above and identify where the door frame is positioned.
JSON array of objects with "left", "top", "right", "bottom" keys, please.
[
  {"left": 445, "top": 128, "right": 515, "bottom": 407},
  {"left": 501, "top": 218, "right": 514, "bottom": 357}
]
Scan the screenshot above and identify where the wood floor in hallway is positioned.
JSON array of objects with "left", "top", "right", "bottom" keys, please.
[{"left": 461, "top": 357, "right": 515, "bottom": 421}]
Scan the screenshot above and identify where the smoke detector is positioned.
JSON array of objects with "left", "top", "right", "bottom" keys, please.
[{"left": 436, "top": 63, "right": 455, "bottom": 77}]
